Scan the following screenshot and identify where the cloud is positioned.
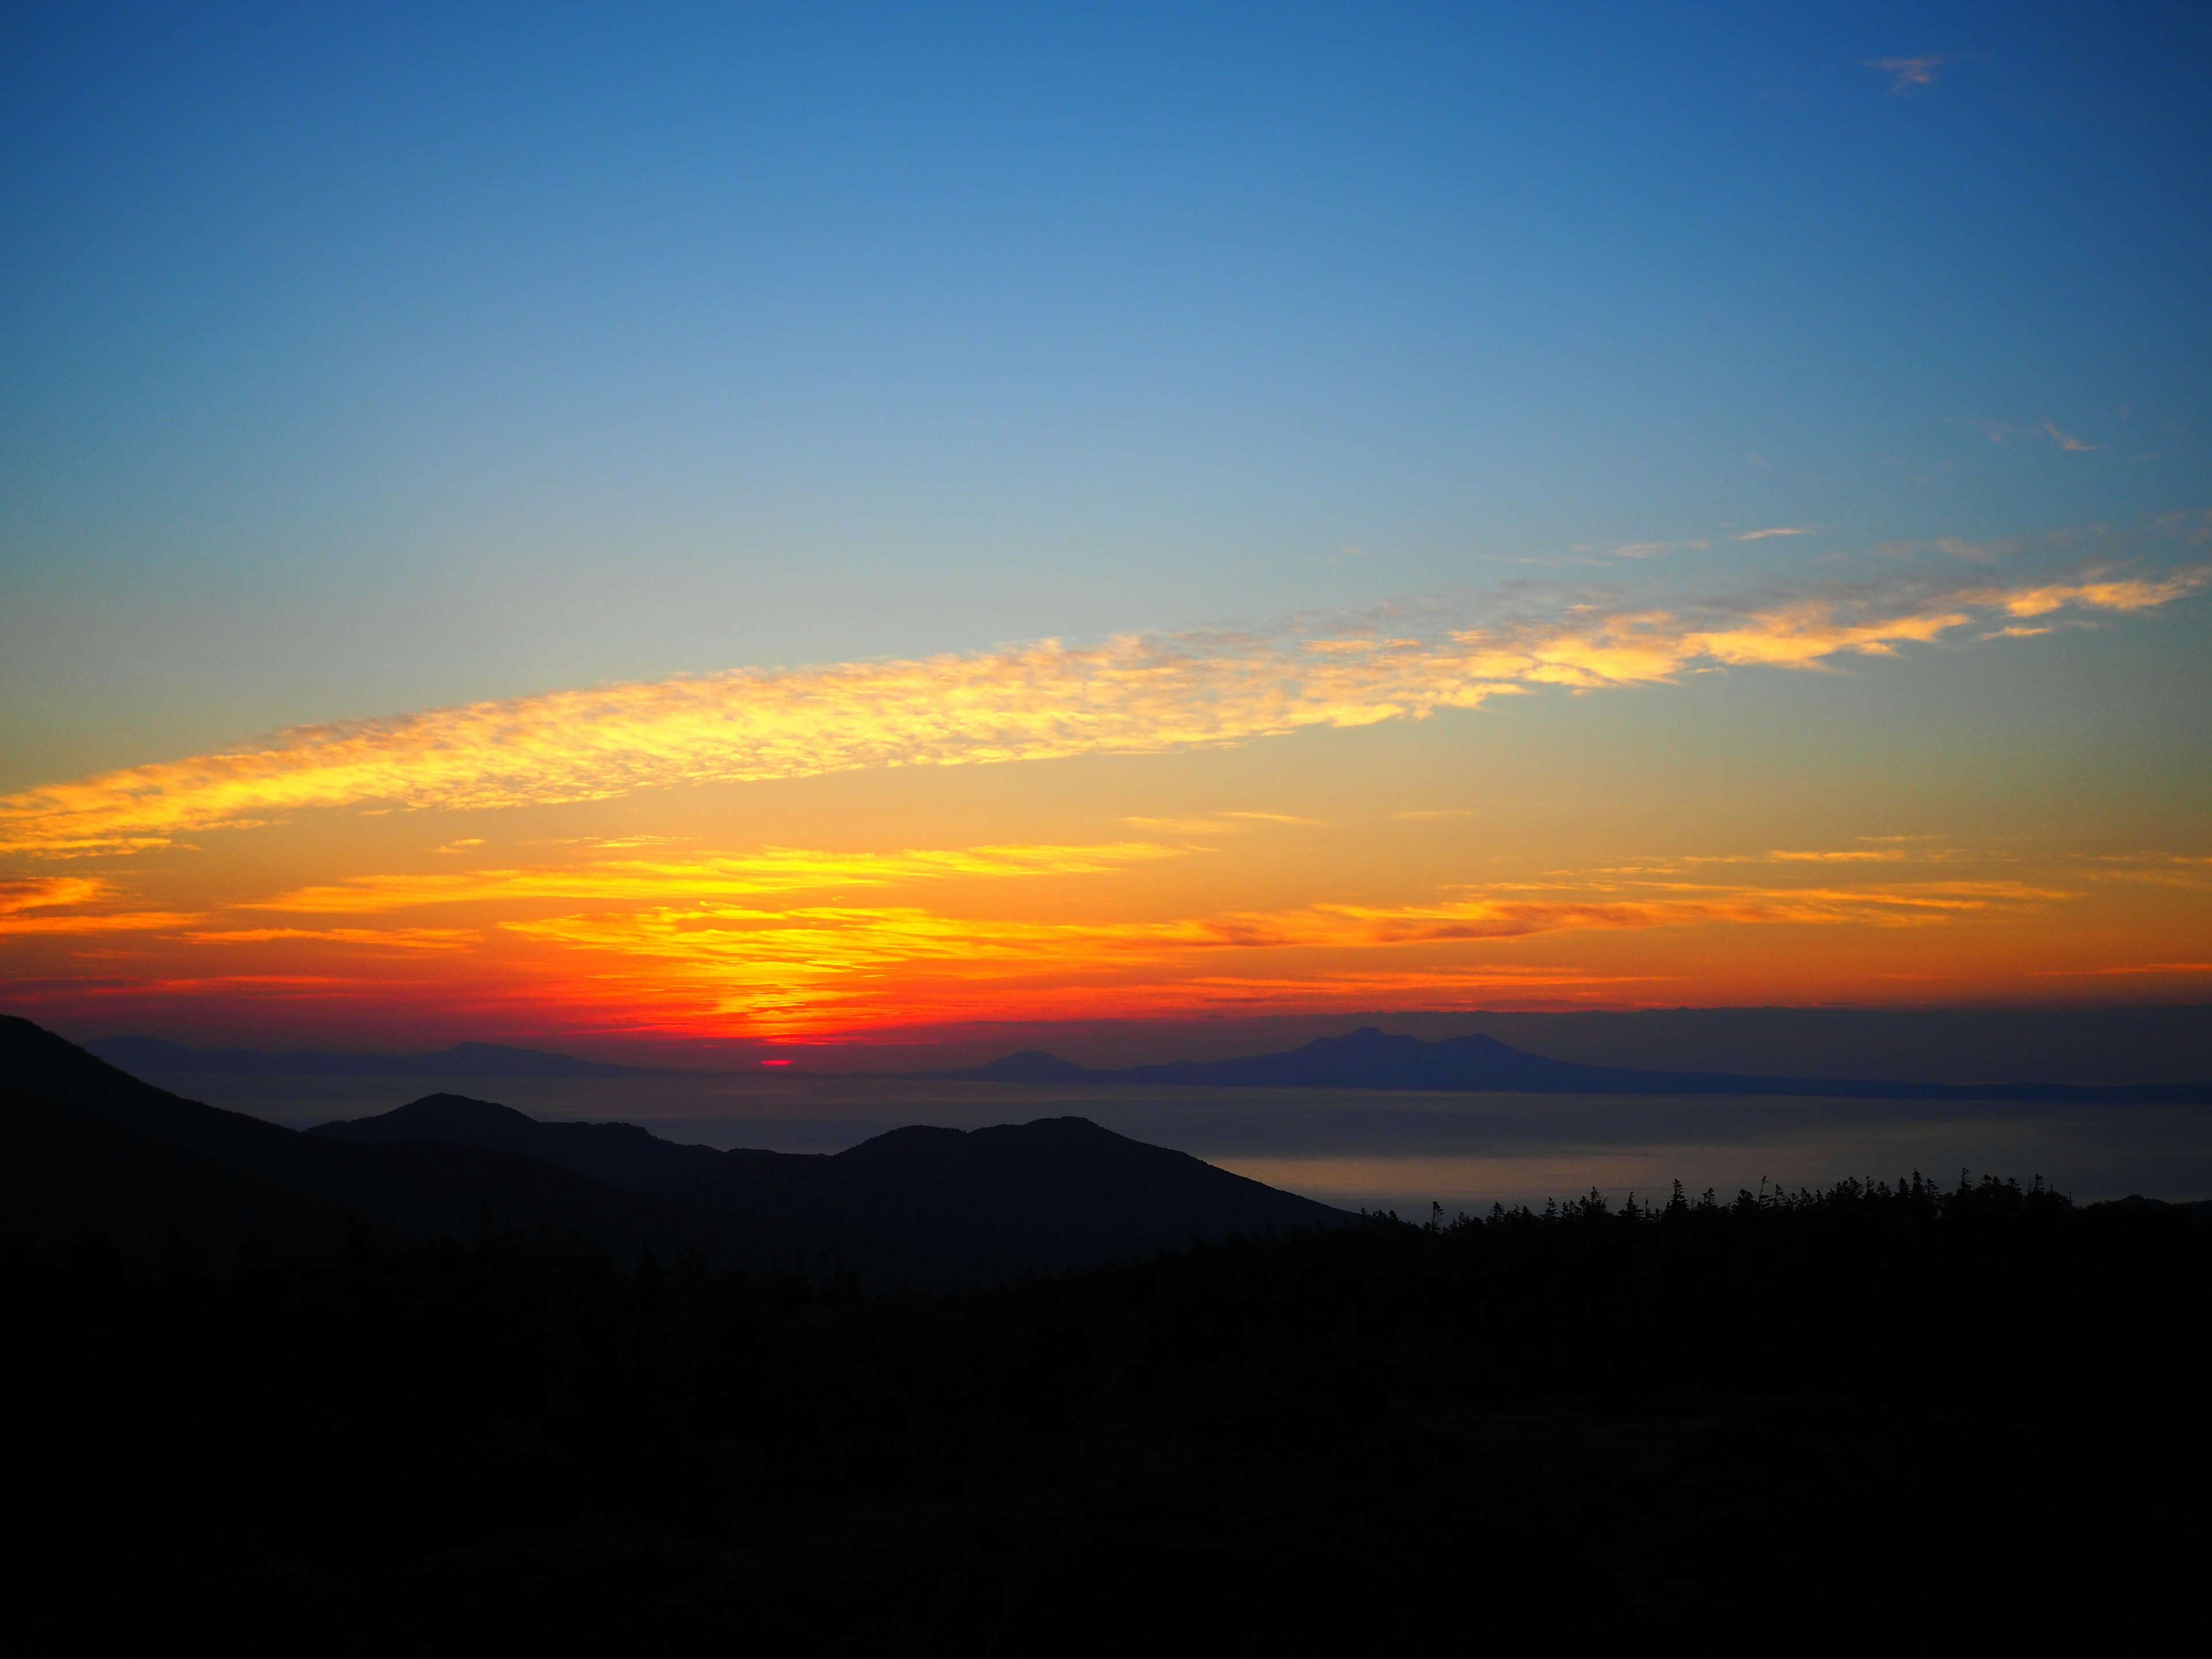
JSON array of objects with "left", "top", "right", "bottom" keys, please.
[
  {"left": 1736, "top": 527, "right": 1813, "bottom": 542},
  {"left": 2, "top": 559, "right": 2205, "bottom": 857},
  {"left": 2043, "top": 419, "right": 2100, "bottom": 452},
  {"left": 0, "top": 910, "right": 202, "bottom": 937},
  {"left": 0, "top": 874, "right": 199, "bottom": 935},
  {"left": 249, "top": 842, "right": 1185, "bottom": 915},
  {"left": 1763, "top": 849, "right": 1910, "bottom": 863},
  {"left": 1604, "top": 540, "right": 1710, "bottom": 559},
  {"left": 1868, "top": 56, "right": 1950, "bottom": 93},
  {"left": 1979, "top": 570, "right": 2203, "bottom": 617},
  {"left": 1394, "top": 809, "right": 1474, "bottom": 821},
  {"left": 182, "top": 927, "right": 479, "bottom": 950},
  {"left": 1, "top": 876, "right": 109, "bottom": 913},
  {"left": 431, "top": 849, "right": 2078, "bottom": 1029}
]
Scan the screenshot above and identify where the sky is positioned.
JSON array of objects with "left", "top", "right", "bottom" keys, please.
[{"left": 3, "top": 1, "right": 2209, "bottom": 1065}]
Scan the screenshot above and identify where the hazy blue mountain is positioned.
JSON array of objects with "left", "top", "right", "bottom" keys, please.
[
  {"left": 86, "top": 1033, "right": 699, "bottom": 1080},
  {"left": 927, "top": 1024, "right": 2212, "bottom": 1103}
]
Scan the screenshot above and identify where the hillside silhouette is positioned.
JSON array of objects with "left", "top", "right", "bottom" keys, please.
[
  {"left": 8, "top": 1016, "right": 1344, "bottom": 1285},
  {"left": 926, "top": 1022, "right": 2212, "bottom": 1101},
  {"left": 312, "top": 1092, "right": 730, "bottom": 1186},
  {"left": 10, "top": 1012, "right": 2210, "bottom": 1646}
]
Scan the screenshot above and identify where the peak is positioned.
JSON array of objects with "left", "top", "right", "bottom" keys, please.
[
  {"left": 388, "top": 1093, "right": 537, "bottom": 1124},
  {"left": 1315, "top": 1025, "right": 1399, "bottom": 1046}
]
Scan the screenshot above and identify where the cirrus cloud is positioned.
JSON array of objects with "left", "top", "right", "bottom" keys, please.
[{"left": 1, "top": 559, "right": 2203, "bottom": 858}]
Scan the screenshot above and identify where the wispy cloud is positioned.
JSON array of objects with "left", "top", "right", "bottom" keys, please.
[
  {"left": 475, "top": 862, "right": 2076, "bottom": 1031},
  {"left": 183, "top": 927, "right": 479, "bottom": 950},
  {"left": 2043, "top": 418, "right": 2100, "bottom": 452},
  {"left": 1736, "top": 527, "right": 1813, "bottom": 541},
  {"left": 1868, "top": 56, "right": 1951, "bottom": 93},
  {"left": 0, "top": 874, "right": 199, "bottom": 935},
  {"left": 2, "top": 559, "right": 2203, "bottom": 857},
  {"left": 1597, "top": 539, "right": 1710, "bottom": 559},
  {"left": 0, "top": 910, "right": 202, "bottom": 937},
  {"left": 1, "top": 876, "right": 109, "bottom": 913},
  {"left": 249, "top": 843, "right": 1184, "bottom": 915},
  {"left": 1763, "top": 849, "right": 1910, "bottom": 863}
]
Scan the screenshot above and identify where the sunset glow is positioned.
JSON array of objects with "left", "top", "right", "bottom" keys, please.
[{"left": 3, "top": 6, "right": 2208, "bottom": 1066}]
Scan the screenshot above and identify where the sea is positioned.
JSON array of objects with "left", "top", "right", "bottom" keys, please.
[{"left": 138, "top": 1070, "right": 2212, "bottom": 1216}]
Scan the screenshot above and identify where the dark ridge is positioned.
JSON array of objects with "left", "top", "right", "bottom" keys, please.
[
  {"left": 2, "top": 1014, "right": 685, "bottom": 1266},
  {"left": 917, "top": 1024, "right": 2212, "bottom": 1103},
  {"left": 86, "top": 1033, "right": 703, "bottom": 1080},
  {"left": 664, "top": 1115, "right": 1349, "bottom": 1283},
  {"left": 5, "top": 1016, "right": 1349, "bottom": 1287},
  {"left": 312, "top": 1093, "right": 728, "bottom": 1188}
]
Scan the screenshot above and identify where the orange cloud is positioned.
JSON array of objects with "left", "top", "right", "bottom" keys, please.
[
  {"left": 0, "top": 874, "right": 198, "bottom": 935},
  {"left": 2, "top": 564, "right": 2201, "bottom": 857},
  {"left": 249, "top": 842, "right": 1184, "bottom": 915},
  {"left": 0, "top": 910, "right": 202, "bottom": 937},
  {"left": 468, "top": 856, "right": 2077, "bottom": 1031},
  {"left": 181, "top": 927, "right": 480, "bottom": 950}
]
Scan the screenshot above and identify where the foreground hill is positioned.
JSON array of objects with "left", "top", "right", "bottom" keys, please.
[
  {"left": 7, "top": 1016, "right": 1345, "bottom": 1285},
  {"left": 926, "top": 1023, "right": 2212, "bottom": 1101},
  {"left": 3, "top": 1016, "right": 691, "bottom": 1266},
  {"left": 310, "top": 1088, "right": 1346, "bottom": 1282},
  {"left": 9, "top": 1157, "right": 2206, "bottom": 1648}
]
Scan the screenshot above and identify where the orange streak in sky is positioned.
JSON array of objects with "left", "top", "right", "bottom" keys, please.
[{"left": 3, "top": 563, "right": 2198, "bottom": 856}]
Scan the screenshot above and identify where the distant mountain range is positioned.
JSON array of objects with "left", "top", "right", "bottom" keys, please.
[
  {"left": 86, "top": 1034, "right": 704, "bottom": 1080},
  {"left": 7, "top": 1016, "right": 1344, "bottom": 1286},
  {"left": 90, "top": 1023, "right": 2212, "bottom": 1101},
  {"left": 920, "top": 1025, "right": 2212, "bottom": 1104}
]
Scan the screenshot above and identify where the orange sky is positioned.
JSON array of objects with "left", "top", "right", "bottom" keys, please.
[{"left": 6, "top": 546, "right": 2209, "bottom": 1064}]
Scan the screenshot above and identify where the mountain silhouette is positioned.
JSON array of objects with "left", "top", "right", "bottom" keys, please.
[
  {"left": 3, "top": 1015, "right": 692, "bottom": 1264},
  {"left": 88, "top": 1033, "right": 699, "bottom": 1079},
  {"left": 6, "top": 1016, "right": 1345, "bottom": 1285},
  {"left": 661, "top": 1115, "right": 1347, "bottom": 1282},
  {"left": 926, "top": 1024, "right": 2212, "bottom": 1102},
  {"left": 312, "top": 1093, "right": 728, "bottom": 1187}
]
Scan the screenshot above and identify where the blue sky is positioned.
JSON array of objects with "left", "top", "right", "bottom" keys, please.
[{"left": 5, "top": 1, "right": 2207, "bottom": 786}]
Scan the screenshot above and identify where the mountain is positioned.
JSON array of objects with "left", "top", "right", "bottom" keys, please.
[
  {"left": 2, "top": 1015, "right": 685, "bottom": 1265},
  {"left": 312, "top": 1093, "right": 728, "bottom": 1188},
  {"left": 86, "top": 1033, "right": 701, "bottom": 1080},
  {"left": 922, "top": 1024, "right": 2212, "bottom": 1103},
  {"left": 661, "top": 1116, "right": 1347, "bottom": 1283},
  {"left": 312, "top": 1092, "right": 1347, "bottom": 1283},
  {"left": 6, "top": 1016, "right": 1347, "bottom": 1285}
]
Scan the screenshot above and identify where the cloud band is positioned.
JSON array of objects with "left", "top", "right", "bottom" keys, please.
[{"left": 2, "top": 563, "right": 2202, "bottom": 857}]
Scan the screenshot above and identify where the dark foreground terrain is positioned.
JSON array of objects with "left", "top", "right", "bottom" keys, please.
[{"left": 7, "top": 1017, "right": 2211, "bottom": 1650}]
